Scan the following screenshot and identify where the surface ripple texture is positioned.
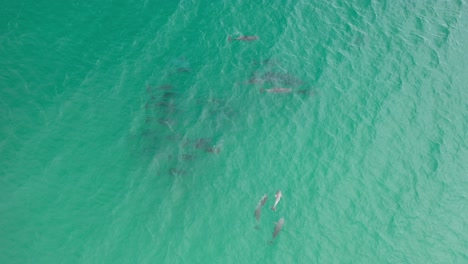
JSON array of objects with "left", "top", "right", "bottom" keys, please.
[{"left": 1, "top": 0, "right": 467, "bottom": 263}]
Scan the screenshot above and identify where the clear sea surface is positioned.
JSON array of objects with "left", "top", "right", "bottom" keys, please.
[{"left": 1, "top": 0, "right": 467, "bottom": 263}]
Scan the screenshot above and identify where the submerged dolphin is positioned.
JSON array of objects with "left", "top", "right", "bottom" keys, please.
[
  {"left": 269, "top": 217, "right": 285, "bottom": 243},
  {"left": 254, "top": 194, "right": 268, "bottom": 230},
  {"left": 273, "top": 217, "right": 285, "bottom": 238},
  {"left": 271, "top": 190, "right": 282, "bottom": 211},
  {"left": 259, "top": 194, "right": 268, "bottom": 206},
  {"left": 228, "top": 35, "right": 259, "bottom": 42},
  {"left": 260, "top": 88, "right": 293, "bottom": 94},
  {"left": 254, "top": 205, "right": 262, "bottom": 221},
  {"left": 254, "top": 195, "right": 268, "bottom": 221},
  {"left": 205, "top": 147, "right": 221, "bottom": 154}
]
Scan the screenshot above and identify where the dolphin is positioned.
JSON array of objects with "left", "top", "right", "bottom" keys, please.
[
  {"left": 260, "top": 88, "right": 293, "bottom": 94},
  {"left": 254, "top": 205, "right": 263, "bottom": 230},
  {"left": 195, "top": 138, "right": 212, "bottom": 149},
  {"left": 254, "top": 205, "right": 262, "bottom": 221},
  {"left": 271, "top": 190, "right": 282, "bottom": 211},
  {"left": 162, "top": 91, "right": 177, "bottom": 98},
  {"left": 254, "top": 194, "right": 268, "bottom": 229},
  {"left": 228, "top": 35, "right": 259, "bottom": 42},
  {"left": 269, "top": 217, "right": 285, "bottom": 243},
  {"left": 176, "top": 67, "right": 191, "bottom": 73},
  {"left": 205, "top": 147, "right": 221, "bottom": 154},
  {"left": 259, "top": 194, "right": 268, "bottom": 207},
  {"left": 254, "top": 195, "right": 268, "bottom": 221}
]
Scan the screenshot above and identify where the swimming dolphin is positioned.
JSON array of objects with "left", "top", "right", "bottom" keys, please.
[
  {"left": 269, "top": 217, "right": 285, "bottom": 243},
  {"left": 271, "top": 190, "right": 282, "bottom": 211},
  {"left": 260, "top": 88, "right": 293, "bottom": 94},
  {"left": 254, "top": 205, "right": 262, "bottom": 221},
  {"left": 254, "top": 194, "right": 268, "bottom": 229},
  {"left": 228, "top": 35, "right": 259, "bottom": 42},
  {"left": 205, "top": 147, "right": 221, "bottom": 154},
  {"left": 194, "top": 138, "right": 212, "bottom": 149},
  {"left": 259, "top": 194, "right": 268, "bottom": 207},
  {"left": 254, "top": 195, "right": 268, "bottom": 221},
  {"left": 254, "top": 205, "right": 263, "bottom": 230},
  {"left": 273, "top": 217, "right": 284, "bottom": 238}
]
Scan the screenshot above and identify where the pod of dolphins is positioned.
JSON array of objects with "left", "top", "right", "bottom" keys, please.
[
  {"left": 254, "top": 190, "right": 284, "bottom": 244},
  {"left": 143, "top": 35, "right": 317, "bottom": 245}
]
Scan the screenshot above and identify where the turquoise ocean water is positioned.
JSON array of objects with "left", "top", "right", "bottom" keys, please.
[{"left": 1, "top": 0, "right": 467, "bottom": 263}]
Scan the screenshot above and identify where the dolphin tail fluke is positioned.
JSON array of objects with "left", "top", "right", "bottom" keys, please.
[
  {"left": 271, "top": 206, "right": 276, "bottom": 211},
  {"left": 228, "top": 36, "right": 232, "bottom": 42},
  {"left": 260, "top": 88, "right": 265, "bottom": 93}
]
